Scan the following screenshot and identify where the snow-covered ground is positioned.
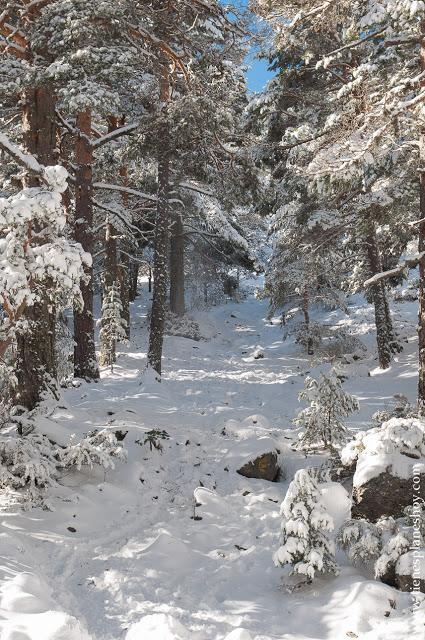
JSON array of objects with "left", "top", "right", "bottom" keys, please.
[{"left": 0, "top": 280, "right": 423, "bottom": 639}]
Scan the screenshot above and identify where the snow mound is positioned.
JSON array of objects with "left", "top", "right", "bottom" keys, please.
[
  {"left": 0, "top": 573, "right": 91, "bottom": 640},
  {"left": 320, "top": 482, "right": 351, "bottom": 531},
  {"left": 193, "top": 486, "right": 230, "bottom": 519},
  {"left": 125, "top": 614, "right": 193, "bottom": 640},
  {"left": 224, "top": 414, "right": 271, "bottom": 440},
  {"left": 138, "top": 533, "right": 203, "bottom": 573},
  {"left": 223, "top": 629, "right": 253, "bottom": 640}
]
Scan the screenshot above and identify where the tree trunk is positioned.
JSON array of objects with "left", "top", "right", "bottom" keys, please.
[
  {"left": 147, "top": 148, "right": 170, "bottom": 376},
  {"left": 169, "top": 213, "right": 185, "bottom": 316},
  {"left": 365, "top": 221, "right": 401, "bottom": 370},
  {"left": 118, "top": 252, "right": 131, "bottom": 339},
  {"left": 418, "top": 20, "right": 425, "bottom": 413},
  {"left": 73, "top": 109, "right": 99, "bottom": 380},
  {"left": 129, "top": 262, "right": 139, "bottom": 302},
  {"left": 302, "top": 289, "right": 314, "bottom": 355},
  {"left": 118, "top": 158, "right": 131, "bottom": 338},
  {"left": 147, "top": 44, "right": 171, "bottom": 377},
  {"left": 15, "top": 87, "right": 58, "bottom": 410}
]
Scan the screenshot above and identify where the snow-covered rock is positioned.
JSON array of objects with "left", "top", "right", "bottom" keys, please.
[
  {"left": 396, "top": 550, "right": 425, "bottom": 593},
  {"left": 224, "top": 436, "right": 280, "bottom": 481},
  {"left": 342, "top": 418, "right": 425, "bottom": 520}
]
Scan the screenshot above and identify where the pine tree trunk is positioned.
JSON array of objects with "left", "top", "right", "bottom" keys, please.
[
  {"left": 418, "top": 19, "right": 425, "bottom": 413},
  {"left": 169, "top": 213, "right": 185, "bottom": 316},
  {"left": 302, "top": 289, "right": 314, "bottom": 355},
  {"left": 118, "top": 254, "right": 131, "bottom": 339},
  {"left": 147, "top": 148, "right": 170, "bottom": 376},
  {"left": 365, "top": 221, "right": 400, "bottom": 369},
  {"left": 147, "top": 43, "right": 171, "bottom": 377},
  {"left": 15, "top": 87, "right": 58, "bottom": 409},
  {"left": 73, "top": 109, "right": 99, "bottom": 380},
  {"left": 103, "top": 117, "right": 119, "bottom": 292},
  {"left": 104, "top": 221, "right": 118, "bottom": 290},
  {"left": 118, "top": 158, "right": 131, "bottom": 338},
  {"left": 129, "top": 263, "right": 139, "bottom": 302}
]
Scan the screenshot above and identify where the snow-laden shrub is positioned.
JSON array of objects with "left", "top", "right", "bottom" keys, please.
[
  {"left": 338, "top": 506, "right": 425, "bottom": 583},
  {"left": 294, "top": 369, "right": 359, "bottom": 451},
  {"left": 99, "top": 281, "right": 128, "bottom": 370},
  {"left": 273, "top": 468, "right": 339, "bottom": 581},
  {"left": 165, "top": 313, "right": 204, "bottom": 341},
  {"left": 375, "top": 505, "right": 425, "bottom": 583},
  {"left": 290, "top": 322, "right": 365, "bottom": 359},
  {"left": 375, "top": 531, "right": 411, "bottom": 581},
  {"left": 337, "top": 519, "right": 382, "bottom": 565},
  {"left": 372, "top": 394, "right": 412, "bottom": 425},
  {"left": 0, "top": 428, "right": 127, "bottom": 498},
  {"left": 60, "top": 429, "right": 127, "bottom": 471},
  {"left": 0, "top": 432, "right": 58, "bottom": 496}
]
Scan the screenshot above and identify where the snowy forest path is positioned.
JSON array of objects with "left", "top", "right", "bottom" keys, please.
[{"left": 0, "top": 287, "right": 418, "bottom": 640}]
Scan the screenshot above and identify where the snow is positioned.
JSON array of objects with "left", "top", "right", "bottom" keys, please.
[
  {"left": 125, "top": 614, "right": 193, "bottom": 640},
  {"left": 397, "top": 550, "right": 425, "bottom": 579},
  {"left": 0, "top": 281, "right": 424, "bottom": 639},
  {"left": 0, "top": 574, "right": 91, "bottom": 640}
]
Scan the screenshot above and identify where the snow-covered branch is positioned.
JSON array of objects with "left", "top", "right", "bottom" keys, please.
[
  {"left": 93, "top": 182, "right": 157, "bottom": 202},
  {"left": 364, "top": 253, "right": 425, "bottom": 287},
  {"left": 91, "top": 122, "right": 139, "bottom": 150}
]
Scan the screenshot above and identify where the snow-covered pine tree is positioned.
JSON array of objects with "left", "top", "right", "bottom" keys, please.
[
  {"left": 99, "top": 282, "right": 127, "bottom": 370},
  {"left": 140, "top": 0, "right": 250, "bottom": 377},
  {"left": 274, "top": 468, "right": 338, "bottom": 582},
  {"left": 253, "top": 0, "right": 425, "bottom": 404},
  {"left": 0, "top": 143, "right": 88, "bottom": 408},
  {"left": 294, "top": 369, "right": 359, "bottom": 451}
]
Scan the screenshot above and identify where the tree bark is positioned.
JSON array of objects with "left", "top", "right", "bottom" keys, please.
[
  {"left": 129, "top": 262, "right": 139, "bottom": 302},
  {"left": 147, "top": 48, "right": 172, "bottom": 376},
  {"left": 118, "top": 160, "right": 131, "bottom": 339},
  {"left": 365, "top": 222, "right": 401, "bottom": 369},
  {"left": 15, "top": 87, "right": 58, "bottom": 410},
  {"left": 73, "top": 109, "right": 99, "bottom": 380},
  {"left": 419, "top": 21, "right": 425, "bottom": 412},
  {"left": 169, "top": 213, "right": 185, "bottom": 316},
  {"left": 302, "top": 289, "right": 314, "bottom": 355}
]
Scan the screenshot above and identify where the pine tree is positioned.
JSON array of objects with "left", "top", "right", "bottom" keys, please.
[
  {"left": 99, "top": 282, "right": 127, "bottom": 371},
  {"left": 252, "top": 0, "right": 425, "bottom": 406},
  {"left": 294, "top": 369, "right": 359, "bottom": 451},
  {"left": 274, "top": 468, "right": 338, "bottom": 581}
]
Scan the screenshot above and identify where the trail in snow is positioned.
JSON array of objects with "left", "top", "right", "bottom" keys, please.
[{"left": 0, "top": 283, "right": 423, "bottom": 639}]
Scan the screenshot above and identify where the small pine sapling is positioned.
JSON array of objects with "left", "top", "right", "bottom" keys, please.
[
  {"left": 99, "top": 282, "right": 128, "bottom": 370},
  {"left": 273, "top": 468, "right": 339, "bottom": 582},
  {"left": 135, "top": 429, "right": 170, "bottom": 452},
  {"left": 60, "top": 429, "right": 127, "bottom": 471},
  {"left": 294, "top": 369, "right": 359, "bottom": 451},
  {"left": 337, "top": 519, "right": 382, "bottom": 566}
]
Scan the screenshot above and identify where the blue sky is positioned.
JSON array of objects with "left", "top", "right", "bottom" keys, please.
[{"left": 219, "top": 0, "right": 275, "bottom": 92}]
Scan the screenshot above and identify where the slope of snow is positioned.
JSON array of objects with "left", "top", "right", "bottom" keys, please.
[{"left": 0, "top": 280, "right": 423, "bottom": 639}]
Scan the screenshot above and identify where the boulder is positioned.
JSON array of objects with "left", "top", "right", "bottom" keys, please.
[
  {"left": 351, "top": 470, "right": 425, "bottom": 521},
  {"left": 395, "top": 550, "right": 425, "bottom": 594},
  {"left": 237, "top": 451, "right": 279, "bottom": 482}
]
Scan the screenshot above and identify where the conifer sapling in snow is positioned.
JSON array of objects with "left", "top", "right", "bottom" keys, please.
[
  {"left": 274, "top": 468, "right": 338, "bottom": 581},
  {"left": 99, "top": 282, "right": 127, "bottom": 370},
  {"left": 294, "top": 369, "right": 359, "bottom": 451}
]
